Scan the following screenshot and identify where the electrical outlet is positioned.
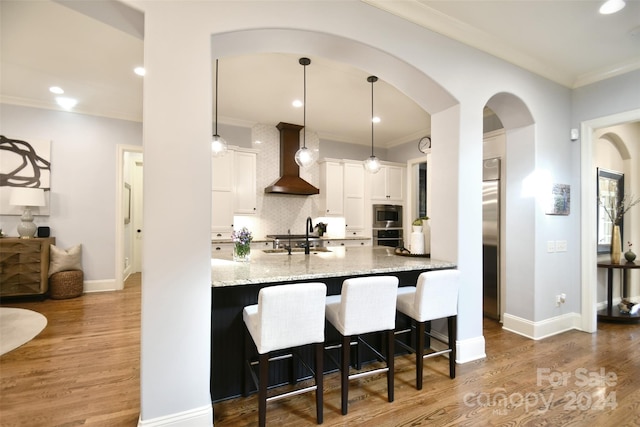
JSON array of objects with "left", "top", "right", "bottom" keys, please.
[
  {"left": 547, "top": 241, "right": 556, "bottom": 253},
  {"left": 556, "top": 240, "right": 567, "bottom": 252}
]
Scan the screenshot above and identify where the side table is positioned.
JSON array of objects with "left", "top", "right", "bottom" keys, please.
[{"left": 597, "top": 261, "right": 640, "bottom": 323}]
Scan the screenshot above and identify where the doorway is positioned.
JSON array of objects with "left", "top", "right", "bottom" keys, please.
[
  {"left": 116, "top": 144, "right": 143, "bottom": 290},
  {"left": 580, "top": 110, "right": 640, "bottom": 333}
]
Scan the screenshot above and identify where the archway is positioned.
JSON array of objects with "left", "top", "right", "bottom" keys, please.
[{"left": 484, "top": 92, "right": 536, "bottom": 332}]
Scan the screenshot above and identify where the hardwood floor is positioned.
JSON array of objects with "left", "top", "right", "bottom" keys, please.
[{"left": 2, "top": 276, "right": 639, "bottom": 426}]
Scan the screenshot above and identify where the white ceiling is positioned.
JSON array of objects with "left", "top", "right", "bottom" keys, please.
[{"left": 1, "top": 0, "right": 639, "bottom": 148}]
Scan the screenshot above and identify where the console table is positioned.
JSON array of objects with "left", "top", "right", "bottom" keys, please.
[
  {"left": 0, "top": 237, "right": 55, "bottom": 299},
  {"left": 597, "top": 261, "right": 640, "bottom": 323}
]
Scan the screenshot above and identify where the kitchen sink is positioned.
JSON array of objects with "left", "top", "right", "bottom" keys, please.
[{"left": 263, "top": 247, "right": 332, "bottom": 254}]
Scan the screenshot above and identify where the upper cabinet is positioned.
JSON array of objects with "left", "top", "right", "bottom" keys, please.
[
  {"left": 343, "top": 161, "right": 366, "bottom": 234},
  {"left": 319, "top": 160, "right": 344, "bottom": 215},
  {"left": 212, "top": 146, "right": 258, "bottom": 239},
  {"left": 233, "top": 150, "right": 257, "bottom": 214},
  {"left": 370, "top": 163, "right": 404, "bottom": 202}
]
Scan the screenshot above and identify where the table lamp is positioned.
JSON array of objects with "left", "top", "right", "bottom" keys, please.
[{"left": 9, "top": 187, "right": 46, "bottom": 239}]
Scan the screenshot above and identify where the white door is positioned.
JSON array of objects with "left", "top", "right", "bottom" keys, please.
[{"left": 133, "top": 161, "right": 143, "bottom": 273}]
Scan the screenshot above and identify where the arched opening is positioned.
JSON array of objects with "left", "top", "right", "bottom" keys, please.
[{"left": 483, "top": 93, "right": 536, "bottom": 334}]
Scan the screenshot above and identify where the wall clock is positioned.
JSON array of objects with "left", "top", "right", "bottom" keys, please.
[{"left": 418, "top": 136, "right": 431, "bottom": 153}]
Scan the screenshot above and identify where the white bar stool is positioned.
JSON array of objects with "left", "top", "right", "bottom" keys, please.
[
  {"left": 243, "top": 282, "right": 327, "bottom": 426},
  {"left": 325, "top": 275, "right": 399, "bottom": 415},
  {"left": 396, "top": 269, "right": 459, "bottom": 390}
]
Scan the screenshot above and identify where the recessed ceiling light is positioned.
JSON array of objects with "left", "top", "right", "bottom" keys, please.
[
  {"left": 372, "top": 116, "right": 381, "bottom": 123},
  {"left": 599, "top": 0, "right": 625, "bottom": 14},
  {"left": 254, "top": 140, "right": 262, "bottom": 144},
  {"left": 56, "top": 97, "right": 78, "bottom": 110},
  {"left": 134, "top": 67, "right": 146, "bottom": 76},
  {"left": 292, "top": 100, "right": 303, "bottom": 108},
  {"left": 49, "top": 86, "right": 64, "bottom": 94}
]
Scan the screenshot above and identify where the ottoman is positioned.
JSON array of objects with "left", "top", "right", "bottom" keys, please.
[{"left": 49, "top": 270, "right": 84, "bottom": 299}]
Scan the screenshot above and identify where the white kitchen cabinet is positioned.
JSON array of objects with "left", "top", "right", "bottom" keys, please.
[
  {"left": 319, "top": 160, "right": 344, "bottom": 215},
  {"left": 323, "top": 238, "right": 371, "bottom": 247},
  {"left": 371, "top": 163, "right": 404, "bottom": 202},
  {"left": 233, "top": 150, "right": 257, "bottom": 214},
  {"left": 343, "top": 162, "right": 365, "bottom": 233},
  {"left": 212, "top": 151, "right": 235, "bottom": 238},
  {"left": 211, "top": 147, "right": 258, "bottom": 239}
]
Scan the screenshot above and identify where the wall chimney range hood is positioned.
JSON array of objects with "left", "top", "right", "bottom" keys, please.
[{"left": 264, "top": 122, "right": 320, "bottom": 195}]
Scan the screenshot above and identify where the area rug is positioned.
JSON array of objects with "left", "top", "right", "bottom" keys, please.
[{"left": 0, "top": 307, "right": 47, "bottom": 356}]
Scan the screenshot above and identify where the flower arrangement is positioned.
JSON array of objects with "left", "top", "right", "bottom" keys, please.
[
  {"left": 601, "top": 194, "right": 640, "bottom": 226},
  {"left": 231, "top": 227, "right": 253, "bottom": 261}
]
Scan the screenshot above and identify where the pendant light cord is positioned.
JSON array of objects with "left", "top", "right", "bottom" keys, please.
[
  {"left": 215, "top": 59, "right": 219, "bottom": 136},
  {"left": 370, "top": 77, "right": 374, "bottom": 156},
  {"left": 303, "top": 59, "right": 307, "bottom": 149},
  {"left": 367, "top": 75, "right": 378, "bottom": 157}
]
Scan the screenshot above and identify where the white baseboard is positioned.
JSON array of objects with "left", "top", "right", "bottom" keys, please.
[
  {"left": 83, "top": 279, "right": 116, "bottom": 293},
  {"left": 456, "top": 335, "right": 486, "bottom": 363},
  {"left": 138, "top": 404, "right": 213, "bottom": 427},
  {"left": 502, "top": 312, "right": 581, "bottom": 340},
  {"left": 427, "top": 329, "right": 486, "bottom": 364}
]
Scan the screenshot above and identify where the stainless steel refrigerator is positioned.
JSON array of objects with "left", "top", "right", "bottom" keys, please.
[{"left": 483, "top": 158, "right": 500, "bottom": 320}]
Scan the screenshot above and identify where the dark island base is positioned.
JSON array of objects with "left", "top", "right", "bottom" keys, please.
[
  {"left": 211, "top": 269, "right": 438, "bottom": 402},
  {"left": 597, "top": 306, "right": 640, "bottom": 323}
]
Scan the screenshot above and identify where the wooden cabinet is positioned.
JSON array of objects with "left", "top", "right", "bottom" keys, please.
[
  {"left": 211, "top": 147, "right": 258, "bottom": 239},
  {"left": 0, "top": 237, "right": 55, "bottom": 298},
  {"left": 371, "top": 164, "right": 404, "bottom": 202},
  {"left": 319, "top": 160, "right": 344, "bottom": 215}
]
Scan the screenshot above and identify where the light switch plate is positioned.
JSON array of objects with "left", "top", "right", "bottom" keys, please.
[
  {"left": 556, "top": 240, "right": 567, "bottom": 252},
  {"left": 547, "top": 241, "right": 556, "bottom": 253}
]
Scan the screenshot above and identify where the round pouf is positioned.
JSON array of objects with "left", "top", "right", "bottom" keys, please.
[{"left": 49, "top": 270, "right": 84, "bottom": 299}]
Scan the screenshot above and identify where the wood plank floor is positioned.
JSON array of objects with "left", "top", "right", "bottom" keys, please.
[{"left": 2, "top": 275, "right": 639, "bottom": 426}]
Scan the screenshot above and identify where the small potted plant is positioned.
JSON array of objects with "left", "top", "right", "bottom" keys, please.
[{"left": 412, "top": 216, "right": 429, "bottom": 232}]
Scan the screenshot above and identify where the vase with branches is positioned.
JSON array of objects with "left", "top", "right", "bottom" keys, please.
[{"left": 600, "top": 194, "right": 640, "bottom": 263}]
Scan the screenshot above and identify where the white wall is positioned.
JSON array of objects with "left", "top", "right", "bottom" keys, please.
[
  {"left": 128, "top": 1, "right": 590, "bottom": 422},
  {"left": 0, "top": 104, "right": 142, "bottom": 282}
]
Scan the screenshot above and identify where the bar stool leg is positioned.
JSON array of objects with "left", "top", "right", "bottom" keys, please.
[
  {"left": 448, "top": 316, "right": 457, "bottom": 379},
  {"left": 416, "top": 320, "right": 426, "bottom": 390},
  {"left": 386, "top": 329, "right": 394, "bottom": 402},
  {"left": 259, "top": 352, "right": 269, "bottom": 427},
  {"left": 315, "top": 342, "right": 324, "bottom": 424},
  {"left": 341, "top": 335, "right": 350, "bottom": 415}
]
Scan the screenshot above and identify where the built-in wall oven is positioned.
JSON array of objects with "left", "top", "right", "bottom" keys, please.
[{"left": 372, "top": 204, "right": 403, "bottom": 247}]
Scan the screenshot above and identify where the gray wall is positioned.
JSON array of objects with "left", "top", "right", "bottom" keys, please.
[{"left": 0, "top": 104, "right": 142, "bottom": 281}]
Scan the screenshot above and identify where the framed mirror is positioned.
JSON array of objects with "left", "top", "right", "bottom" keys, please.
[{"left": 597, "top": 168, "right": 623, "bottom": 254}]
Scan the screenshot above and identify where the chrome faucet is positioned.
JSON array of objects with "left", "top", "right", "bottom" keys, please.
[{"left": 304, "top": 217, "right": 313, "bottom": 255}]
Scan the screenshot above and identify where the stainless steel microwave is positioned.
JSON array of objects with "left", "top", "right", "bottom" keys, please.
[{"left": 372, "top": 204, "right": 403, "bottom": 229}]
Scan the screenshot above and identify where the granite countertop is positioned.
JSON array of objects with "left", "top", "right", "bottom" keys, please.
[
  {"left": 211, "top": 236, "right": 371, "bottom": 244},
  {"left": 211, "top": 245, "right": 455, "bottom": 287}
]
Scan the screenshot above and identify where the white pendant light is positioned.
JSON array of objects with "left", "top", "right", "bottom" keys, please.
[
  {"left": 363, "top": 75, "right": 381, "bottom": 174},
  {"left": 294, "top": 57, "right": 317, "bottom": 168},
  {"left": 212, "top": 59, "right": 228, "bottom": 157}
]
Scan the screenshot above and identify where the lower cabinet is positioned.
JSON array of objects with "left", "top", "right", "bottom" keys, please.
[{"left": 0, "top": 237, "right": 55, "bottom": 298}]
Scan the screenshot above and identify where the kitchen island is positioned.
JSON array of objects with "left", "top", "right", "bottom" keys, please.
[{"left": 210, "top": 245, "right": 456, "bottom": 401}]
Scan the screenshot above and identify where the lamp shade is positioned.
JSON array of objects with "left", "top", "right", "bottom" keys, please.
[{"left": 9, "top": 187, "right": 46, "bottom": 207}]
